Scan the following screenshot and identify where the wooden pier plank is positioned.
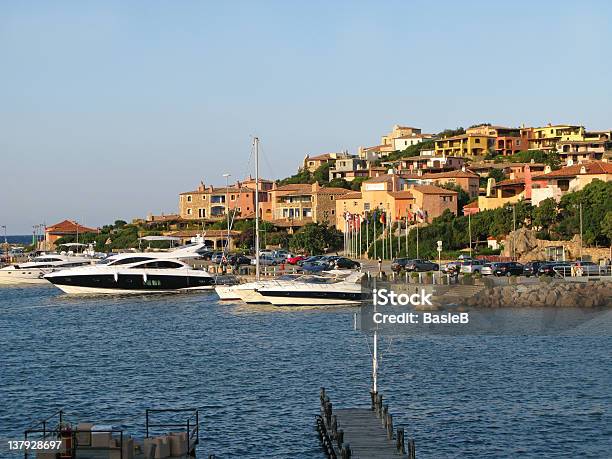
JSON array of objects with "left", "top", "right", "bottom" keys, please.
[{"left": 333, "top": 408, "right": 406, "bottom": 458}]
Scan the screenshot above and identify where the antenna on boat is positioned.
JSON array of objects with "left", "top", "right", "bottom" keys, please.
[{"left": 254, "top": 137, "right": 261, "bottom": 281}]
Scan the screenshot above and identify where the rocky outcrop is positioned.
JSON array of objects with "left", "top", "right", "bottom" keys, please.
[
  {"left": 464, "top": 280, "right": 611, "bottom": 308},
  {"left": 502, "top": 227, "right": 610, "bottom": 262}
]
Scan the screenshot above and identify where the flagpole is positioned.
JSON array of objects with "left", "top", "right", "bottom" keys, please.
[
  {"left": 389, "top": 216, "right": 393, "bottom": 260},
  {"left": 366, "top": 216, "right": 369, "bottom": 259},
  {"left": 405, "top": 215, "right": 408, "bottom": 257},
  {"left": 373, "top": 212, "right": 377, "bottom": 260},
  {"left": 416, "top": 223, "right": 419, "bottom": 259},
  {"left": 398, "top": 214, "right": 401, "bottom": 255}
]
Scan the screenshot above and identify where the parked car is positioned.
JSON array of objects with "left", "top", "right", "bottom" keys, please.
[
  {"left": 481, "top": 262, "right": 500, "bottom": 276},
  {"left": 287, "top": 255, "right": 306, "bottom": 265},
  {"left": 391, "top": 258, "right": 413, "bottom": 273},
  {"left": 523, "top": 261, "right": 546, "bottom": 277},
  {"left": 538, "top": 261, "right": 570, "bottom": 277},
  {"left": 493, "top": 261, "right": 524, "bottom": 277},
  {"left": 405, "top": 259, "right": 439, "bottom": 272},
  {"left": 210, "top": 252, "right": 224, "bottom": 263},
  {"left": 228, "top": 254, "right": 251, "bottom": 265},
  {"left": 460, "top": 259, "right": 485, "bottom": 274},
  {"left": 332, "top": 257, "right": 360, "bottom": 270},
  {"left": 251, "top": 254, "right": 283, "bottom": 266},
  {"left": 301, "top": 260, "right": 331, "bottom": 273},
  {"left": 298, "top": 255, "right": 324, "bottom": 266}
]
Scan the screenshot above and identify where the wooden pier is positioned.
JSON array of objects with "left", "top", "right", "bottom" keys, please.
[{"left": 316, "top": 388, "right": 415, "bottom": 459}]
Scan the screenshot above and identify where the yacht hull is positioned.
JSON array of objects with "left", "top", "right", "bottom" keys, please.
[
  {"left": 214, "top": 285, "right": 243, "bottom": 300},
  {"left": 51, "top": 284, "right": 214, "bottom": 295},
  {"left": 257, "top": 289, "right": 363, "bottom": 306},
  {"left": 0, "top": 270, "right": 50, "bottom": 285}
]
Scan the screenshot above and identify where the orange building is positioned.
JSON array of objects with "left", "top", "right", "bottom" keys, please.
[{"left": 45, "top": 220, "right": 98, "bottom": 249}]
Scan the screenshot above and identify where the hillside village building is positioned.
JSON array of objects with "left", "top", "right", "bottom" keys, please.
[
  {"left": 179, "top": 178, "right": 272, "bottom": 221},
  {"left": 334, "top": 174, "right": 457, "bottom": 230}
]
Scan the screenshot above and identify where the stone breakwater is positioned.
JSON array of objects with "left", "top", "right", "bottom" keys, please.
[{"left": 464, "top": 280, "right": 612, "bottom": 308}]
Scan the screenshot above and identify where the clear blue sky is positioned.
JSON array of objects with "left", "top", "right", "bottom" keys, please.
[{"left": 2, "top": 0, "right": 611, "bottom": 233}]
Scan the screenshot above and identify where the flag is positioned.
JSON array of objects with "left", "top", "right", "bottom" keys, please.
[{"left": 379, "top": 211, "right": 386, "bottom": 225}]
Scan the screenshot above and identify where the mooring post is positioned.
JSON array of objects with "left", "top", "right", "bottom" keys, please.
[
  {"left": 381, "top": 404, "right": 388, "bottom": 424},
  {"left": 341, "top": 443, "right": 351, "bottom": 459},
  {"left": 408, "top": 438, "right": 415, "bottom": 459},
  {"left": 386, "top": 413, "right": 393, "bottom": 440},
  {"left": 320, "top": 387, "right": 326, "bottom": 406},
  {"left": 370, "top": 390, "right": 377, "bottom": 411},
  {"left": 396, "top": 428, "right": 405, "bottom": 454},
  {"left": 331, "top": 414, "right": 337, "bottom": 437},
  {"left": 336, "top": 429, "right": 344, "bottom": 449},
  {"left": 325, "top": 401, "right": 332, "bottom": 427},
  {"left": 376, "top": 394, "right": 383, "bottom": 416}
]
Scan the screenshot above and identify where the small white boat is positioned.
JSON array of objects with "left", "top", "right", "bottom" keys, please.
[
  {"left": 0, "top": 254, "right": 94, "bottom": 285},
  {"left": 229, "top": 272, "right": 364, "bottom": 306}
]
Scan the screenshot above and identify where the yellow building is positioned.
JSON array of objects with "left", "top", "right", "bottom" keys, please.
[
  {"left": 529, "top": 124, "right": 585, "bottom": 150},
  {"left": 434, "top": 133, "right": 495, "bottom": 157}
]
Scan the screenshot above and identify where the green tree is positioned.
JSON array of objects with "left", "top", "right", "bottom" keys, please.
[
  {"left": 289, "top": 223, "right": 342, "bottom": 255},
  {"left": 312, "top": 163, "right": 331, "bottom": 185},
  {"left": 350, "top": 176, "right": 367, "bottom": 191},
  {"left": 533, "top": 198, "right": 557, "bottom": 234},
  {"left": 276, "top": 168, "right": 312, "bottom": 186},
  {"left": 602, "top": 211, "right": 612, "bottom": 244},
  {"left": 488, "top": 168, "right": 507, "bottom": 184}
]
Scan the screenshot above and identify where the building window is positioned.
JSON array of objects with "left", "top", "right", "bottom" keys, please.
[
  {"left": 186, "top": 195, "right": 192, "bottom": 202},
  {"left": 364, "top": 203, "right": 370, "bottom": 211},
  {"left": 198, "top": 208, "right": 206, "bottom": 218},
  {"left": 475, "top": 138, "right": 480, "bottom": 144},
  {"left": 187, "top": 208, "right": 192, "bottom": 215},
  {"left": 202, "top": 195, "right": 206, "bottom": 200},
  {"left": 231, "top": 195, "right": 236, "bottom": 201}
]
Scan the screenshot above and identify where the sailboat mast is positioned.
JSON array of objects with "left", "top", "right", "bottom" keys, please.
[{"left": 254, "top": 137, "right": 261, "bottom": 280}]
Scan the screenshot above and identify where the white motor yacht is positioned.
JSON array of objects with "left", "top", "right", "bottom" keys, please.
[
  {"left": 44, "top": 243, "right": 214, "bottom": 294},
  {"left": 233, "top": 271, "right": 365, "bottom": 306},
  {"left": 0, "top": 254, "right": 94, "bottom": 285}
]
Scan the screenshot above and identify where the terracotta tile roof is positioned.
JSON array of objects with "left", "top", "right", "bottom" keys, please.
[
  {"left": 275, "top": 184, "right": 313, "bottom": 192},
  {"left": 539, "top": 161, "right": 612, "bottom": 179},
  {"left": 365, "top": 174, "right": 395, "bottom": 183},
  {"left": 422, "top": 170, "right": 479, "bottom": 179},
  {"left": 315, "top": 187, "right": 351, "bottom": 195},
  {"left": 337, "top": 191, "right": 362, "bottom": 199},
  {"left": 495, "top": 178, "right": 526, "bottom": 187},
  {"left": 180, "top": 186, "right": 252, "bottom": 195},
  {"left": 463, "top": 201, "right": 479, "bottom": 209},
  {"left": 46, "top": 220, "right": 98, "bottom": 234},
  {"left": 394, "top": 133, "right": 434, "bottom": 140},
  {"left": 388, "top": 191, "right": 414, "bottom": 199},
  {"left": 411, "top": 185, "right": 458, "bottom": 195},
  {"left": 146, "top": 214, "right": 182, "bottom": 223},
  {"left": 307, "top": 153, "right": 333, "bottom": 161},
  {"left": 363, "top": 144, "right": 394, "bottom": 152}
]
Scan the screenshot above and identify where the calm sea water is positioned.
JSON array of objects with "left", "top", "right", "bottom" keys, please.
[{"left": 0, "top": 286, "right": 610, "bottom": 458}]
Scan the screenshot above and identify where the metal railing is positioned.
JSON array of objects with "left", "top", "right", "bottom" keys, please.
[{"left": 145, "top": 408, "right": 199, "bottom": 454}]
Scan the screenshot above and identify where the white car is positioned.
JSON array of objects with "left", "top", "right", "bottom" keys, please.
[{"left": 252, "top": 254, "right": 285, "bottom": 266}]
